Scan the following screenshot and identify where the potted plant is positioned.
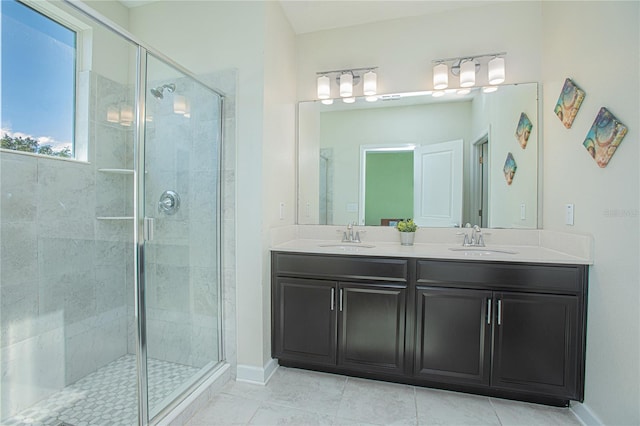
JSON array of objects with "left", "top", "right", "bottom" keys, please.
[{"left": 396, "top": 219, "right": 418, "bottom": 246}]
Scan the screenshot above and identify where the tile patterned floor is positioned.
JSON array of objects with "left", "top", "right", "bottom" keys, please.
[
  {"left": 185, "top": 367, "right": 583, "bottom": 426},
  {"left": 3, "top": 355, "right": 198, "bottom": 426}
]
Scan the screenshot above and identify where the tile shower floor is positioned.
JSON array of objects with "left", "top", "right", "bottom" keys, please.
[
  {"left": 3, "top": 355, "right": 198, "bottom": 426},
  {"left": 185, "top": 367, "right": 582, "bottom": 426}
]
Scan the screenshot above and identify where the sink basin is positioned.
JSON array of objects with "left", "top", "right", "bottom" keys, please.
[
  {"left": 449, "top": 247, "right": 518, "bottom": 255},
  {"left": 318, "top": 243, "right": 375, "bottom": 249}
]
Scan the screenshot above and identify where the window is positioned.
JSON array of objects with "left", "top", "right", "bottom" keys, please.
[{"left": 1, "top": 0, "right": 76, "bottom": 158}]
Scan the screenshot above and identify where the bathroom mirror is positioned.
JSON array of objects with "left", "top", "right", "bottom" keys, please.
[{"left": 297, "top": 82, "right": 539, "bottom": 228}]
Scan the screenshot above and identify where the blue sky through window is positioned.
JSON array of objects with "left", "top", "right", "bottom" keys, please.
[{"left": 1, "top": 0, "right": 76, "bottom": 153}]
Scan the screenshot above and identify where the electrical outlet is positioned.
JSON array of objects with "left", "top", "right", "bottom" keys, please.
[{"left": 565, "top": 203, "right": 574, "bottom": 225}]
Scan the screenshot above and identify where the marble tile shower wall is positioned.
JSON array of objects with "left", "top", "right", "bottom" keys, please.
[
  {"left": 133, "top": 75, "right": 222, "bottom": 368},
  {"left": 0, "top": 71, "right": 132, "bottom": 419}
]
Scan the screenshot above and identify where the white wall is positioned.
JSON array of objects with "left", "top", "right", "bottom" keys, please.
[
  {"left": 541, "top": 2, "right": 639, "bottom": 424},
  {"left": 296, "top": 2, "right": 542, "bottom": 99},
  {"left": 261, "top": 0, "right": 297, "bottom": 366}
]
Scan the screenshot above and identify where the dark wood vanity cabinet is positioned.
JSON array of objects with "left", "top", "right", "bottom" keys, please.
[
  {"left": 272, "top": 252, "right": 588, "bottom": 406},
  {"left": 272, "top": 253, "right": 408, "bottom": 376},
  {"left": 415, "top": 259, "right": 587, "bottom": 404}
]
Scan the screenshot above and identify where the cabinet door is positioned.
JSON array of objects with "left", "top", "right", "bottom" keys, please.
[
  {"left": 492, "top": 292, "right": 579, "bottom": 398},
  {"left": 414, "top": 287, "right": 492, "bottom": 386},
  {"left": 338, "top": 282, "right": 406, "bottom": 375},
  {"left": 273, "top": 278, "right": 337, "bottom": 366}
]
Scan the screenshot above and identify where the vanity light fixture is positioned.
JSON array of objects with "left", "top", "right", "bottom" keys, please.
[
  {"left": 456, "top": 88, "right": 471, "bottom": 95},
  {"left": 363, "top": 70, "right": 377, "bottom": 96},
  {"left": 432, "top": 90, "right": 445, "bottom": 98},
  {"left": 317, "top": 75, "right": 331, "bottom": 99},
  {"left": 321, "top": 99, "right": 334, "bottom": 105},
  {"left": 459, "top": 59, "right": 477, "bottom": 88},
  {"left": 482, "top": 86, "right": 499, "bottom": 93},
  {"left": 339, "top": 72, "right": 354, "bottom": 97},
  {"left": 315, "top": 66, "right": 378, "bottom": 102},
  {"left": 488, "top": 56, "right": 506, "bottom": 85},
  {"left": 431, "top": 52, "right": 506, "bottom": 92},
  {"left": 433, "top": 62, "right": 448, "bottom": 90},
  {"left": 343, "top": 96, "right": 356, "bottom": 104},
  {"left": 365, "top": 96, "right": 378, "bottom": 102}
]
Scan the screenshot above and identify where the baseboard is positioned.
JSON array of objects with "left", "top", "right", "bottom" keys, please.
[
  {"left": 571, "top": 402, "right": 604, "bottom": 426},
  {"left": 236, "top": 358, "right": 279, "bottom": 385}
]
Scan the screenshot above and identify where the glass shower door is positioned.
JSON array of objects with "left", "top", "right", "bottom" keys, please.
[{"left": 141, "top": 53, "right": 223, "bottom": 421}]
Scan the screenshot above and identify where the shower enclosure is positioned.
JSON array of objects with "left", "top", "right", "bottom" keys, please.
[{"left": 1, "top": 1, "right": 225, "bottom": 425}]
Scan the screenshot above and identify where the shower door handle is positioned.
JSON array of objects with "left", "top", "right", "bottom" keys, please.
[{"left": 144, "top": 217, "right": 154, "bottom": 241}]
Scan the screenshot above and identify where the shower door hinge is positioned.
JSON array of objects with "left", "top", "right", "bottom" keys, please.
[{"left": 144, "top": 217, "right": 154, "bottom": 241}]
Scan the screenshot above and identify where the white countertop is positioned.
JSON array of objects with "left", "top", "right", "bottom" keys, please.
[{"left": 269, "top": 226, "right": 594, "bottom": 265}]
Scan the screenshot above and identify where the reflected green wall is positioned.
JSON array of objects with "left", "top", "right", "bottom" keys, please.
[{"left": 364, "top": 152, "right": 413, "bottom": 226}]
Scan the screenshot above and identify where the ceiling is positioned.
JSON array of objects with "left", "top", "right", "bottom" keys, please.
[{"left": 119, "top": 0, "right": 499, "bottom": 35}]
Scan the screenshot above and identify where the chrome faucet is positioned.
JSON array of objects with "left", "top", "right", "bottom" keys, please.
[
  {"left": 459, "top": 224, "right": 485, "bottom": 247},
  {"left": 342, "top": 222, "right": 362, "bottom": 243}
]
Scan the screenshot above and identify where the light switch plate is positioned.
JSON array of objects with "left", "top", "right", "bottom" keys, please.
[
  {"left": 520, "top": 203, "right": 526, "bottom": 220},
  {"left": 565, "top": 203, "right": 574, "bottom": 225}
]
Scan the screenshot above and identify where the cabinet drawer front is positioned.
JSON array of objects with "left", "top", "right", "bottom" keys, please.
[
  {"left": 417, "top": 260, "right": 584, "bottom": 293},
  {"left": 273, "top": 252, "right": 408, "bottom": 282}
]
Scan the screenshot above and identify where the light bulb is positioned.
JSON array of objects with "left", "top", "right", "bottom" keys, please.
[
  {"left": 433, "top": 63, "right": 448, "bottom": 90},
  {"left": 340, "top": 73, "right": 353, "bottom": 97},
  {"left": 363, "top": 70, "right": 377, "bottom": 96},
  {"left": 460, "top": 59, "right": 476, "bottom": 88},
  {"left": 317, "top": 75, "right": 331, "bottom": 99},
  {"left": 488, "top": 57, "right": 505, "bottom": 85}
]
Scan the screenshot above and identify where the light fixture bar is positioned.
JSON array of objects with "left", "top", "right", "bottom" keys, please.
[
  {"left": 316, "top": 66, "right": 378, "bottom": 76},
  {"left": 431, "top": 52, "right": 506, "bottom": 64}
]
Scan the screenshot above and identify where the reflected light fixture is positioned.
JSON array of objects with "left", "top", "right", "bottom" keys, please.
[
  {"left": 457, "top": 88, "right": 471, "bottom": 95},
  {"left": 483, "top": 86, "right": 499, "bottom": 93},
  {"left": 343, "top": 97, "right": 356, "bottom": 104},
  {"left": 107, "top": 105, "right": 120, "bottom": 123},
  {"left": 119, "top": 104, "right": 133, "bottom": 126},
  {"left": 432, "top": 91, "right": 445, "bottom": 98},
  {"left": 488, "top": 56, "right": 506, "bottom": 85},
  {"left": 433, "top": 62, "right": 448, "bottom": 90},
  {"left": 173, "top": 95, "right": 187, "bottom": 115},
  {"left": 365, "top": 96, "right": 378, "bottom": 102},
  {"left": 321, "top": 99, "right": 334, "bottom": 105}
]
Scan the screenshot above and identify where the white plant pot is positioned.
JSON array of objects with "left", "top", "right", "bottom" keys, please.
[{"left": 399, "top": 232, "right": 415, "bottom": 246}]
